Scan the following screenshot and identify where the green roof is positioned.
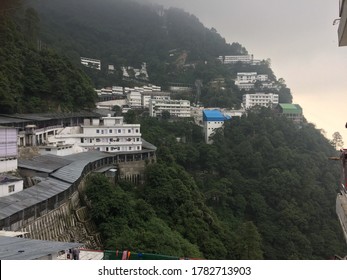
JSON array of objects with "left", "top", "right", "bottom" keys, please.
[{"left": 278, "top": 103, "right": 302, "bottom": 114}]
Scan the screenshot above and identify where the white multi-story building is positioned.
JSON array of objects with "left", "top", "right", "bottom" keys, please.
[
  {"left": 242, "top": 93, "right": 279, "bottom": 109},
  {"left": 203, "top": 110, "right": 230, "bottom": 144},
  {"left": 236, "top": 72, "right": 269, "bottom": 83},
  {"left": 149, "top": 99, "right": 191, "bottom": 118},
  {"left": 235, "top": 72, "right": 273, "bottom": 91},
  {"left": 218, "top": 55, "right": 253, "bottom": 64},
  {"left": 80, "top": 57, "right": 101, "bottom": 70},
  {"left": 126, "top": 91, "right": 142, "bottom": 108},
  {"left": 47, "top": 115, "right": 142, "bottom": 153},
  {"left": 217, "top": 54, "right": 262, "bottom": 65},
  {"left": 142, "top": 93, "right": 171, "bottom": 108}
]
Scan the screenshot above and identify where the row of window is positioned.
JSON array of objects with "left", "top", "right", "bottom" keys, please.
[
  {"left": 96, "top": 128, "right": 140, "bottom": 134},
  {"left": 101, "top": 146, "right": 141, "bottom": 152},
  {"left": 82, "top": 137, "right": 141, "bottom": 143}
]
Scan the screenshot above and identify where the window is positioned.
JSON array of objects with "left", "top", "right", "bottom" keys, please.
[
  {"left": 128, "top": 129, "right": 131, "bottom": 133},
  {"left": 109, "top": 129, "right": 112, "bottom": 133},
  {"left": 96, "top": 129, "right": 100, "bottom": 133},
  {"left": 135, "top": 129, "right": 139, "bottom": 133},
  {"left": 118, "top": 129, "right": 121, "bottom": 133},
  {"left": 8, "top": 185, "right": 15, "bottom": 193}
]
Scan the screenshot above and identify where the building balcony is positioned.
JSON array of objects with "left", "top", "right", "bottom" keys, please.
[
  {"left": 80, "top": 141, "right": 142, "bottom": 147},
  {"left": 338, "top": 0, "right": 347, "bottom": 46}
]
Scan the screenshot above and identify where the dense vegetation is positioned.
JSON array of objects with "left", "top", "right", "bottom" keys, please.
[
  {"left": 86, "top": 110, "right": 347, "bottom": 259},
  {"left": 2, "top": 0, "right": 345, "bottom": 259},
  {"left": 0, "top": 1, "right": 96, "bottom": 113},
  {"left": 29, "top": 0, "right": 247, "bottom": 88},
  {"left": 29, "top": 0, "right": 293, "bottom": 105}
]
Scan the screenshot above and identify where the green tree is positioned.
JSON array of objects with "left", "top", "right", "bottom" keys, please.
[
  {"left": 331, "top": 131, "right": 344, "bottom": 150},
  {"left": 233, "top": 221, "right": 263, "bottom": 259}
]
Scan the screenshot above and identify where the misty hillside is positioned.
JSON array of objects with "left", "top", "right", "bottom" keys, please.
[
  {"left": 29, "top": 0, "right": 247, "bottom": 87},
  {"left": 1, "top": 0, "right": 346, "bottom": 259}
]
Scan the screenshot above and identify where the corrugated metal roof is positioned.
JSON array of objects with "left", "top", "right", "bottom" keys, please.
[
  {"left": 0, "top": 178, "right": 71, "bottom": 219},
  {"left": 0, "top": 236, "right": 81, "bottom": 260},
  {"left": 0, "top": 117, "right": 30, "bottom": 125},
  {"left": 51, "top": 151, "right": 108, "bottom": 183},
  {"left": 278, "top": 103, "right": 302, "bottom": 114},
  {"left": 18, "top": 154, "right": 73, "bottom": 174}
]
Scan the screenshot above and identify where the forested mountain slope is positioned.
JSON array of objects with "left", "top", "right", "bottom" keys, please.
[
  {"left": 85, "top": 110, "right": 347, "bottom": 259},
  {"left": 2, "top": 0, "right": 345, "bottom": 258},
  {"left": 29, "top": 0, "right": 247, "bottom": 87},
  {"left": 0, "top": 1, "right": 96, "bottom": 114}
]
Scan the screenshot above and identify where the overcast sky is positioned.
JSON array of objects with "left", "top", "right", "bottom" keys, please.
[{"left": 141, "top": 0, "right": 347, "bottom": 143}]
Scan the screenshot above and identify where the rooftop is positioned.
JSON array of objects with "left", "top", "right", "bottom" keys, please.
[
  {"left": 203, "top": 110, "right": 231, "bottom": 122},
  {"left": 0, "top": 236, "right": 81, "bottom": 260},
  {"left": 278, "top": 103, "right": 303, "bottom": 114}
]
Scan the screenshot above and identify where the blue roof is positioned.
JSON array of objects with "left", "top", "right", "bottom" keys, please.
[{"left": 203, "top": 110, "right": 230, "bottom": 121}]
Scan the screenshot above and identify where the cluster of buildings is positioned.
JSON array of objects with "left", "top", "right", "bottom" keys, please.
[
  {"left": 96, "top": 84, "right": 192, "bottom": 118},
  {"left": 0, "top": 112, "right": 157, "bottom": 258},
  {"left": 80, "top": 57, "right": 150, "bottom": 81}
]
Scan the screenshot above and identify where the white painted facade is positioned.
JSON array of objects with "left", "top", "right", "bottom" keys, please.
[
  {"left": 202, "top": 110, "right": 229, "bottom": 144},
  {"left": 204, "top": 120, "right": 224, "bottom": 144},
  {"left": 243, "top": 93, "right": 279, "bottom": 109},
  {"left": 47, "top": 116, "right": 142, "bottom": 153},
  {"left": 142, "top": 94, "right": 171, "bottom": 108},
  {"left": 236, "top": 83, "right": 255, "bottom": 91},
  {"left": 80, "top": 57, "right": 101, "bottom": 70},
  {"left": 0, "top": 158, "right": 18, "bottom": 173},
  {"left": 234, "top": 72, "right": 275, "bottom": 91},
  {"left": 0, "top": 177, "right": 23, "bottom": 197},
  {"left": 38, "top": 145, "right": 81, "bottom": 156},
  {"left": 127, "top": 91, "right": 142, "bottom": 108},
  {"left": 218, "top": 55, "right": 253, "bottom": 64},
  {"left": 149, "top": 99, "right": 191, "bottom": 118}
]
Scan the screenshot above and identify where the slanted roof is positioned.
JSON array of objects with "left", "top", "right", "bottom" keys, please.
[
  {"left": 0, "top": 236, "right": 81, "bottom": 260},
  {"left": 0, "top": 178, "right": 71, "bottom": 219},
  {"left": 18, "top": 154, "right": 73, "bottom": 174},
  {"left": 278, "top": 103, "right": 302, "bottom": 114},
  {"left": 203, "top": 110, "right": 230, "bottom": 122},
  {"left": 51, "top": 151, "right": 108, "bottom": 183}
]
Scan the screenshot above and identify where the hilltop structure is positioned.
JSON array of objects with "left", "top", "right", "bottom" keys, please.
[
  {"left": 234, "top": 72, "right": 279, "bottom": 91},
  {"left": 217, "top": 54, "right": 261, "bottom": 65},
  {"left": 80, "top": 57, "right": 101, "bottom": 70},
  {"left": 276, "top": 103, "right": 303, "bottom": 124}
]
